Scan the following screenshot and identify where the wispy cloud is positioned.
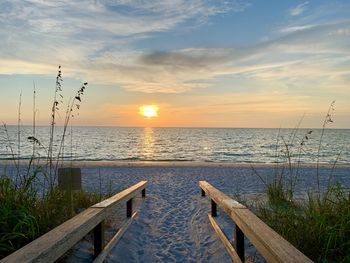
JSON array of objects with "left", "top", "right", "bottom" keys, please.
[
  {"left": 1, "top": 18, "right": 350, "bottom": 95},
  {"left": 0, "top": 0, "right": 249, "bottom": 49},
  {"left": 130, "top": 18, "right": 350, "bottom": 92},
  {"left": 0, "top": 0, "right": 250, "bottom": 86},
  {"left": 0, "top": 0, "right": 349, "bottom": 100},
  {"left": 279, "top": 25, "right": 314, "bottom": 33},
  {"left": 329, "top": 28, "right": 350, "bottom": 36},
  {"left": 289, "top": 1, "right": 309, "bottom": 16}
]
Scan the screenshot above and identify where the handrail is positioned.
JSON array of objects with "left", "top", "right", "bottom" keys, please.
[
  {"left": 199, "top": 181, "right": 313, "bottom": 263},
  {"left": 1, "top": 181, "right": 148, "bottom": 263}
]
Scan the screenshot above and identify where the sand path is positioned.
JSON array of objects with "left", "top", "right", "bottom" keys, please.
[
  {"left": 105, "top": 167, "right": 233, "bottom": 262},
  {"left": 79, "top": 164, "right": 349, "bottom": 262}
]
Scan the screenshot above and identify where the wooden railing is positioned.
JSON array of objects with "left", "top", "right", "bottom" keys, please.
[
  {"left": 1, "top": 181, "right": 148, "bottom": 263},
  {"left": 199, "top": 181, "right": 313, "bottom": 263}
]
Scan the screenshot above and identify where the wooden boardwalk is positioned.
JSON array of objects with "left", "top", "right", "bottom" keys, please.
[
  {"left": 200, "top": 181, "right": 312, "bottom": 263},
  {"left": 1, "top": 180, "right": 312, "bottom": 263},
  {"left": 1, "top": 181, "right": 147, "bottom": 263}
]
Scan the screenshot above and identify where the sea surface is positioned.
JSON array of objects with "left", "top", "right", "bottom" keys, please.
[{"left": 0, "top": 126, "right": 349, "bottom": 164}]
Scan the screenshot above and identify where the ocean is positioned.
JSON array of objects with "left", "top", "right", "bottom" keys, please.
[{"left": 0, "top": 126, "right": 349, "bottom": 164}]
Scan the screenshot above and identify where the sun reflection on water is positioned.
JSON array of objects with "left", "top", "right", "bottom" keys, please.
[{"left": 142, "top": 127, "right": 154, "bottom": 158}]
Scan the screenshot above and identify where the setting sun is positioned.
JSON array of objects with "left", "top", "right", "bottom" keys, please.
[{"left": 139, "top": 105, "right": 159, "bottom": 118}]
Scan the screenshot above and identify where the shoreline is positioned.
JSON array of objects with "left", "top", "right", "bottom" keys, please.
[{"left": 1, "top": 159, "right": 350, "bottom": 168}]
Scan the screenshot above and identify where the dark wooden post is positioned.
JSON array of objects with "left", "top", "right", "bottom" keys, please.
[
  {"left": 142, "top": 188, "right": 146, "bottom": 198},
  {"left": 201, "top": 189, "right": 206, "bottom": 197},
  {"left": 126, "top": 198, "right": 133, "bottom": 217},
  {"left": 235, "top": 224, "right": 245, "bottom": 261},
  {"left": 93, "top": 221, "right": 104, "bottom": 258},
  {"left": 211, "top": 199, "right": 217, "bottom": 217}
]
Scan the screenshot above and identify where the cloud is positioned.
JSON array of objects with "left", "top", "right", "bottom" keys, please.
[
  {"left": 126, "top": 19, "right": 350, "bottom": 94},
  {"left": 279, "top": 25, "right": 314, "bottom": 33},
  {"left": 1, "top": 0, "right": 350, "bottom": 99},
  {"left": 289, "top": 1, "right": 309, "bottom": 16},
  {"left": 0, "top": 0, "right": 249, "bottom": 39},
  {"left": 329, "top": 28, "right": 350, "bottom": 36},
  {"left": 1, "top": 19, "right": 350, "bottom": 95},
  {"left": 0, "top": 0, "right": 251, "bottom": 89}
]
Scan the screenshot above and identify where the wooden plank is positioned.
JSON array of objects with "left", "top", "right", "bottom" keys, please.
[
  {"left": 200, "top": 181, "right": 246, "bottom": 209},
  {"left": 1, "top": 207, "right": 106, "bottom": 263},
  {"left": 94, "top": 221, "right": 105, "bottom": 258},
  {"left": 93, "top": 212, "right": 138, "bottom": 263},
  {"left": 1, "top": 181, "right": 148, "bottom": 263},
  {"left": 230, "top": 208, "right": 313, "bottom": 263},
  {"left": 126, "top": 199, "right": 133, "bottom": 218},
  {"left": 235, "top": 224, "right": 244, "bottom": 261},
  {"left": 92, "top": 181, "right": 147, "bottom": 211},
  {"left": 211, "top": 199, "right": 217, "bottom": 217},
  {"left": 199, "top": 181, "right": 313, "bottom": 263},
  {"left": 208, "top": 214, "right": 242, "bottom": 263}
]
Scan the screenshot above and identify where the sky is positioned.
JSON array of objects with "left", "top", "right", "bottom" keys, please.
[{"left": 0, "top": 0, "right": 349, "bottom": 128}]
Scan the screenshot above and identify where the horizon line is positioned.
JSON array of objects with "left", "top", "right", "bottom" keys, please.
[{"left": 2, "top": 124, "right": 350, "bottom": 130}]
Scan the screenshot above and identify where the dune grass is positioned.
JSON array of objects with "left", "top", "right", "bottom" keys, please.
[
  {"left": 257, "top": 183, "right": 350, "bottom": 262},
  {"left": 0, "top": 175, "right": 102, "bottom": 258},
  {"left": 255, "top": 102, "right": 350, "bottom": 262},
  {"left": 0, "top": 66, "right": 106, "bottom": 259}
]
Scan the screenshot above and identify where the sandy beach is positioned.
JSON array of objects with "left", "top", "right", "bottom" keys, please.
[
  {"left": 5, "top": 161, "right": 342, "bottom": 262},
  {"left": 1, "top": 160, "right": 349, "bottom": 262}
]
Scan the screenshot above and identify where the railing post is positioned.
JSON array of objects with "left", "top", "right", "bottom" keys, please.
[
  {"left": 142, "top": 188, "right": 146, "bottom": 198},
  {"left": 127, "top": 198, "right": 133, "bottom": 217},
  {"left": 201, "top": 189, "right": 206, "bottom": 197},
  {"left": 211, "top": 199, "right": 217, "bottom": 217},
  {"left": 235, "top": 224, "right": 245, "bottom": 261},
  {"left": 93, "top": 221, "right": 105, "bottom": 258}
]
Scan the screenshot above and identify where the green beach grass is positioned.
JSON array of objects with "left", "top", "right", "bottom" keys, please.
[
  {"left": 0, "top": 175, "right": 102, "bottom": 258},
  {"left": 254, "top": 103, "right": 350, "bottom": 262},
  {"left": 256, "top": 182, "right": 350, "bottom": 262},
  {"left": 0, "top": 66, "right": 105, "bottom": 259}
]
